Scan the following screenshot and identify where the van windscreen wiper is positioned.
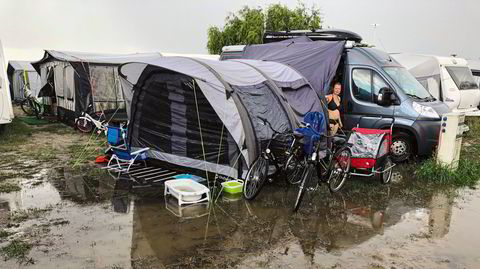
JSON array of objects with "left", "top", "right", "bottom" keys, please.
[{"left": 405, "top": 93, "right": 422, "bottom": 100}]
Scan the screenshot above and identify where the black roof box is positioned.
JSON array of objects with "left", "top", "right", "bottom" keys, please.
[{"left": 263, "top": 29, "right": 362, "bottom": 43}]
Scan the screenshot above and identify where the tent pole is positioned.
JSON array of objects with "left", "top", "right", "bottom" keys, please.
[{"left": 192, "top": 80, "right": 210, "bottom": 188}]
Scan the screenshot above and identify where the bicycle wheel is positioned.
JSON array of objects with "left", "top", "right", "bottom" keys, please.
[
  {"left": 32, "top": 100, "right": 42, "bottom": 119},
  {"left": 284, "top": 154, "right": 304, "bottom": 185},
  {"left": 379, "top": 156, "right": 393, "bottom": 184},
  {"left": 20, "top": 99, "right": 35, "bottom": 116},
  {"left": 243, "top": 156, "right": 268, "bottom": 200},
  {"left": 328, "top": 147, "right": 351, "bottom": 193},
  {"left": 75, "top": 118, "right": 94, "bottom": 133},
  {"left": 293, "top": 163, "right": 314, "bottom": 211}
]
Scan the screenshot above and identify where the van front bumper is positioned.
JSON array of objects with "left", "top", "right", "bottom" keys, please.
[{"left": 413, "top": 119, "right": 441, "bottom": 156}]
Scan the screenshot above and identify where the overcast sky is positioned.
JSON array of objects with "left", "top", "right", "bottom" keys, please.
[{"left": 0, "top": 0, "right": 478, "bottom": 63}]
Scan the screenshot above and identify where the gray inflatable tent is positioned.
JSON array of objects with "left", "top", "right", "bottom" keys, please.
[
  {"left": 228, "top": 59, "right": 323, "bottom": 121},
  {"left": 32, "top": 50, "right": 161, "bottom": 122},
  {"left": 7, "top": 61, "right": 41, "bottom": 101},
  {"left": 119, "top": 57, "right": 315, "bottom": 178}
]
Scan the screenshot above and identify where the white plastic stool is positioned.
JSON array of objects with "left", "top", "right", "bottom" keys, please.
[{"left": 164, "top": 179, "right": 210, "bottom": 206}]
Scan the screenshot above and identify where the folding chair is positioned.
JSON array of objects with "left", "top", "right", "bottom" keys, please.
[{"left": 105, "top": 125, "right": 150, "bottom": 173}]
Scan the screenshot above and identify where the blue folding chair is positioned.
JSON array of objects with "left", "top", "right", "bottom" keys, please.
[{"left": 106, "top": 124, "right": 149, "bottom": 173}]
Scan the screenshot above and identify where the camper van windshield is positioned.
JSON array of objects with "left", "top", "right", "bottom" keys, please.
[
  {"left": 384, "top": 67, "right": 433, "bottom": 100},
  {"left": 446, "top": 66, "right": 479, "bottom": 90}
]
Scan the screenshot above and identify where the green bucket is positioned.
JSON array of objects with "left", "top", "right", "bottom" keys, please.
[{"left": 221, "top": 180, "right": 244, "bottom": 194}]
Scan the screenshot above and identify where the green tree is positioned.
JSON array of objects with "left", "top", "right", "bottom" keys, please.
[{"left": 207, "top": 2, "right": 322, "bottom": 54}]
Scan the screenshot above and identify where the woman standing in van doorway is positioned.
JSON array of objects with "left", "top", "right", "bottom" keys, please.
[{"left": 326, "top": 82, "right": 343, "bottom": 136}]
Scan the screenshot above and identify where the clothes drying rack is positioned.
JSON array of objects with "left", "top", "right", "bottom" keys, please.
[{"left": 106, "top": 163, "right": 179, "bottom": 186}]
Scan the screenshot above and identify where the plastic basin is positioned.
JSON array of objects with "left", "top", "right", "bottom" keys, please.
[{"left": 221, "top": 180, "right": 244, "bottom": 194}]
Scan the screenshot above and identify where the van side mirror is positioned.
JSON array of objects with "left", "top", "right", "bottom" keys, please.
[{"left": 377, "top": 87, "right": 395, "bottom": 106}]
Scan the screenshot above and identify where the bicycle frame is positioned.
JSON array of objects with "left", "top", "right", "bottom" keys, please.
[{"left": 76, "top": 111, "right": 107, "bottom": 131}]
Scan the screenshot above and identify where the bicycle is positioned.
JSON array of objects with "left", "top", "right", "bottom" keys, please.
[
  {"left": 243, "top": 117, "right": 296, "bottom": 200},
  {"left": 20, "top": 87, "right": 43, "bottom": 119},
  {"left": 75, "top": 104, "right": 108, "bottom": 133},
  {"left": 293, "top": 128, "right": 352, "bottom": 211}
]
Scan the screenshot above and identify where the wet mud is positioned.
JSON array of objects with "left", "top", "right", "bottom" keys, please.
[{"left": 1, "top": 118, "right": 480, "bottom": 268}]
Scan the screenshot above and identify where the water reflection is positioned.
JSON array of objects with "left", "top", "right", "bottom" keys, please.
[
  {"left": 428, "top": 191, "right": 454, "bottom": 238},
  {"left": 0, "top": 163, "right": 472, "bottom": 268}
]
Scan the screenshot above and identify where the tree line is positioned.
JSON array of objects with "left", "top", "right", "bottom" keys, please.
[{"left": 207, "top": 2, "right": 322, "bottom": 54}]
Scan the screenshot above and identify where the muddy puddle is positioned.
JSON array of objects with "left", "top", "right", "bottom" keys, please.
[{"left": 1, "top": 163, "right": 479, "bottom": 269}]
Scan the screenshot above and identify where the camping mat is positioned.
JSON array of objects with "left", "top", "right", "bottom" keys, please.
[{"left": 18, "top": 116, "right": 50, "bottom": 125}]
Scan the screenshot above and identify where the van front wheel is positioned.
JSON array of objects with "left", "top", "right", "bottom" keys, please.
[{"left": 391, "top": 133, "right": 412, "bottom": 162}]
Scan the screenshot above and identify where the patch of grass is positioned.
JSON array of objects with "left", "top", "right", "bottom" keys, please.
[
  {"left": 68, "top": 140, "right": 106, "bottom": 166},
  {"left": 0, "top": 240, "right": 33, "bottom": 264},
  {"left": 37, "top": 123, "right": 76, "bottom": 135},
  {"left": 416, "top": 158, "right": 480, "bottom": 187},
  {"left": 464, "top": 117, "right": 480, "bottom": 138},
  {"left": 0, "top": 230, "right": 13, "bottom": 239},
  {"left": 0, "top": 182, "right": 21, "bottom": 193},
  {"left": 26, "top": 146, "right": 57, "bottom": 162},
  {"left": 0, "top": 119, "right": 33, "bottom": 152}
]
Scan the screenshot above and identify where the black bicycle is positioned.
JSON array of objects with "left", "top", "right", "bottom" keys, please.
[
  {"left": 293, "top": 132, "right": 352, "bottom": 211},
  {"left": 243, "top": 118, "right": 295, "bottom": 200}
]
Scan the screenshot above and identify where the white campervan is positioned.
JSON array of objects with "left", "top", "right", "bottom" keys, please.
[
  {"left": 391, "top": 54, "right": 480, "bottom": 115},
  {"left": 0, "top": 39, "right": 14, "bottom": 133}
]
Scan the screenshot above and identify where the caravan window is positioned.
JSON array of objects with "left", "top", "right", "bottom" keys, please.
[
  {"left": 446, "top": 66, "right": 479, "bottom": 90},
  {"left": 54, "top": 63, "right": 65, "bottom": 98},
  {"left": 90, "top": 65, "right": 123, "bottom": 111},
  {"left": 63, "top": 65, "right": 75, "bottom": 100}
]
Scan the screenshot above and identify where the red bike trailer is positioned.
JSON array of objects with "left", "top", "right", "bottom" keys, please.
[{"left": 348, "top": 127, "right": 395, "bottom": 182}]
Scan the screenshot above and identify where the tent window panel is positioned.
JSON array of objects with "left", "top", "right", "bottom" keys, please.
[
  {"left": 63, "top": 65, "right": 75, "bottom": 100},
  {"left": 90, "top": 66, "right": 121, "bottom": 111},
  {"left": 54, "top": 63, "right": 65, "bottom": 98},
  {"left": 234, "top": 82, "right": 290, "bottom": 149},
  {"left": 132, "top": 71, "right": 232, "bottom": 166},
  {"left": 182, "top": 81, "right": 230, "bottom": 165},
  {"left": 136, "top": 79, "right": 172, "bottom": 153}
]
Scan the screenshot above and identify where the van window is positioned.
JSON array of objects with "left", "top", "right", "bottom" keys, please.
[
  {"left": 352, "top": 69, "right": 372, "bottom": 102},
  {"left": 446, "top": 66, "right": 479, "bottom": 90},
  {"left": 384, "top": 67, "right": 433, "bottom": 100},
  {"left": 373, "top": 73, "right": 389, "bottom": 100},
  {"left": 352, "top": 69, "right": 390, "bottom": 103}
]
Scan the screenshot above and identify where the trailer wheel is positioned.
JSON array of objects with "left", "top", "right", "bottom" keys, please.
[{"left": 391, "top": 132, "right": 412, "bottom": 162}]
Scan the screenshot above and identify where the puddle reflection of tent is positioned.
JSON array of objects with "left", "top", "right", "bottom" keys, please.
[
  {"left": 0, "top": 198, "right": 10, "bottom": 225},
  {"left": 428, "top": 191, "right": 454, "bottom": 238},
  {"left": 52, "top": 168, "right": 115, "bottom": 203},
  {"left": 130, "top": 190, "right": 291, "bottom": 267}
]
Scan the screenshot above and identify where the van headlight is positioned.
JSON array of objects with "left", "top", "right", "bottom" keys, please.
[{"left": 412, "top": 102, "right": 440, "bottom": 119}]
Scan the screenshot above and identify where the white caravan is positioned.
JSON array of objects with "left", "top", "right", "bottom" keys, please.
[
  {"left": 0, "top": 39, "right": 14, "bottom": 133},
  {"left": 468, "top": 59, "right": 480, "bottom": 87},
  {"left": 391, "top": 54, "right": 480, "bottom": 115}
]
